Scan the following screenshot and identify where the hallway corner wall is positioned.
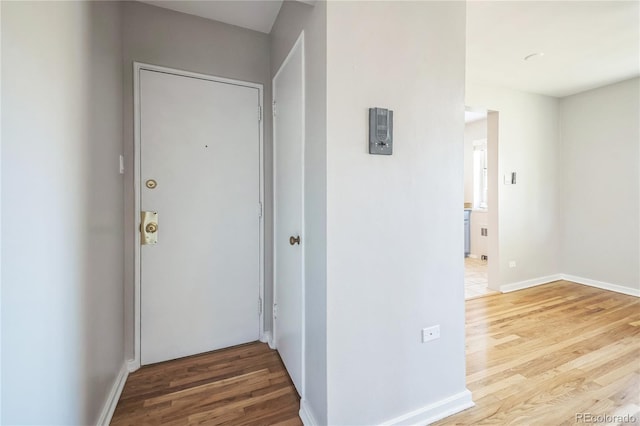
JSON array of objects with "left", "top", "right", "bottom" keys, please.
[{"left": 1, "top": 2, "right": 125, "bottom": 423}]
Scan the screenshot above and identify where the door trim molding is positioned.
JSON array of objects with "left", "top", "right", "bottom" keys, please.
[
  {"left": 131, "top": 62, "right": 265, "bottom": 370},
  {"left": 272, "top": 31, "right": 306, "bottom": 397}
]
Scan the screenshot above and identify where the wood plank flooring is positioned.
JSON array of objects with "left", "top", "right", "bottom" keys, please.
[
  {"left": 111, "top": 342, "right": 301, "bottom": 426},
  {"left": 434, "top": 280, "right": 640, "bottom": 425},
  {"left": 111, "top": 281, "right": 639, "bottom": 425}
]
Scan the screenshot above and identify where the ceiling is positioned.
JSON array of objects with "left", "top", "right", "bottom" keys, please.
[
  {"left": 465, "top": 110, "right": 487, "bottom": 123},
  {"left": 138, "top": 1, "right": 638, "bottom": 98},
  {"left": 467, "top": 1, "right": 640, "bottom": 97},
  {"left": 138, "top": 0, "right": 284, "bottom": 33}
]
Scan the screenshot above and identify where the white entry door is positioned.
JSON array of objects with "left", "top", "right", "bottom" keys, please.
[
  {"left": 139, "top": 68, "right": 262, "bottom": 366},
  {"left": 273, "top": 35, "right": 304, "bottom": 395}
]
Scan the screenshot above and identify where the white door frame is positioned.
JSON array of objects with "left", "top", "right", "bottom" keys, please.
[
  {"left": 272, "top": 32, "right": 306, "bottom": 397},
  {"left": 130, "top": 62, "right": 265, "bottom": 371}
]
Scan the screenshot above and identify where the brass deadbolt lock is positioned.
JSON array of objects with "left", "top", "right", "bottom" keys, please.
[
  {"left": 141, "top": 211, "right": 158, "bottom": 245},
  {"left": 145, "top": 179, "right": 157, "bottom": 189}
]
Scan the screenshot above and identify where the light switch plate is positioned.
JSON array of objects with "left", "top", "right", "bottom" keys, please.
[{"left": 504, "top": 172, "right": 516, "bottom": 185}]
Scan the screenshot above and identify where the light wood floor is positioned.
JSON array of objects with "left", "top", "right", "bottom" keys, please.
[
  {"left": 435, "top": 280, "right": 640, "bottom": 425},
  {"left": 111, "top": 281, "right": 639, "bottom": 425},
  {"left": 111, "top": 342, "right": 301, "bottom": 426}
]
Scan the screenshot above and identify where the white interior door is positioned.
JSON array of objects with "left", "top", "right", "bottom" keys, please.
[
  {"left": 139, "top": 69, "right": 261, "bottom": 366},
  {"left": 273, "top": 35, "right": 304, "bottom": 395}
]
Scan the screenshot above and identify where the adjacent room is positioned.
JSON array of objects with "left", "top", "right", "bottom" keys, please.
[
  {"left": 1, "top": 1, "right": 638, "bottom": 425},
  {"left": 463, "top": 108, "right": 497, "bottom": 300}
]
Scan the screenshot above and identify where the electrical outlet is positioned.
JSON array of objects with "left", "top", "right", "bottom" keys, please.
[
  {"left": 422, "top": 325, "right": 440, "bottom": 343},
  {"left": 509, "top": 260, "right": 517, "bottom": 268}
]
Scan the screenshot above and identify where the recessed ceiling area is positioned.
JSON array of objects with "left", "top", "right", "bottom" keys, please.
[
  {"left": 137, "top": 0, "right": 284, "bottom": 33},
  {"left": 467, "top": 0, "right": 640, "bottom": 97}
]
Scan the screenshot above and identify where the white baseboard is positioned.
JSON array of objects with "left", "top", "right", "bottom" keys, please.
[
  {"left": 260, "top": 331, "right": 276, "bottom": 349},
  {"left": 500, "top": 274, "right": 562, "bottom": 293},
  {"left": 96, "top": 363, "right": 129, "bottom": 426},
  {"left": 127, "top": 358, "right": 140, "bottom": 373},
  {"left": 499, "top": 273, "right": 640, "bottom": 297},
  {"left": 381, "top": 389, "right": 474, "bottom": 426},
  {"left": 299, "top": 399, "right": 320, "bottom": 426},
  {"left": 561, "top": 274, "right": 640, "bottom": 297}
]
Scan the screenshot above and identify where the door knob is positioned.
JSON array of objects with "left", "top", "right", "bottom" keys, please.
[{"left": 289, "top": 235, "right": 300, "bottom": 245}]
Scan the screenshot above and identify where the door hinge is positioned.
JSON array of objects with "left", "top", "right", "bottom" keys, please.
[
  {"left": 258, "top": 202, "right": 263, "bottom": 218},
  {"left": 272, "top": 101, "right": 277, "bottom": 117},
  {"left": 259, "top": 297, "right": 263, "bottom": 315},
  {"left": 258, "top": 105, "right": 263, "bottom": 121},
  {"left": 273, "top": 303, "right": 278, "bottom": 320}
]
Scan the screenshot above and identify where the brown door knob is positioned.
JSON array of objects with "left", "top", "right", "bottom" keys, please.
[{"left": 289, "top": 235, "right": 300, "bottom": 245}]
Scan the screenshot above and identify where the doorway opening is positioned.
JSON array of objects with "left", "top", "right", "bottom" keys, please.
[{"left": 464, "top": 107, "right": 499, "bottom": 299}]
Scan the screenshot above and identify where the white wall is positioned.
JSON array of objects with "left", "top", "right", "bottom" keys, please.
[
  {"left": 464, "top": 118, "right": 487, "bottom": 204},
  {"left": 270, "top": 2, "right": 328, "bottom": 423},
  {"left": 466, "top": 85, "right": 560, "bottom": 288},
  {"left": 1, "top": 2, "right": 124, "bottom": 423},
  {"left": 559, "top": 77, "right": 640, "bottom": 292},
  {"left": 326, "top": 2, "right": 468, "bottom": 424},
  {"left": 121, "top": 1, "right": 272, "bottom": 361}
]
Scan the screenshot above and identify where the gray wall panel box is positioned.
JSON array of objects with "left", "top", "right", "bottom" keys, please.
[{"left": 369, "top": 107, "right": 393, "bottom": 155}]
